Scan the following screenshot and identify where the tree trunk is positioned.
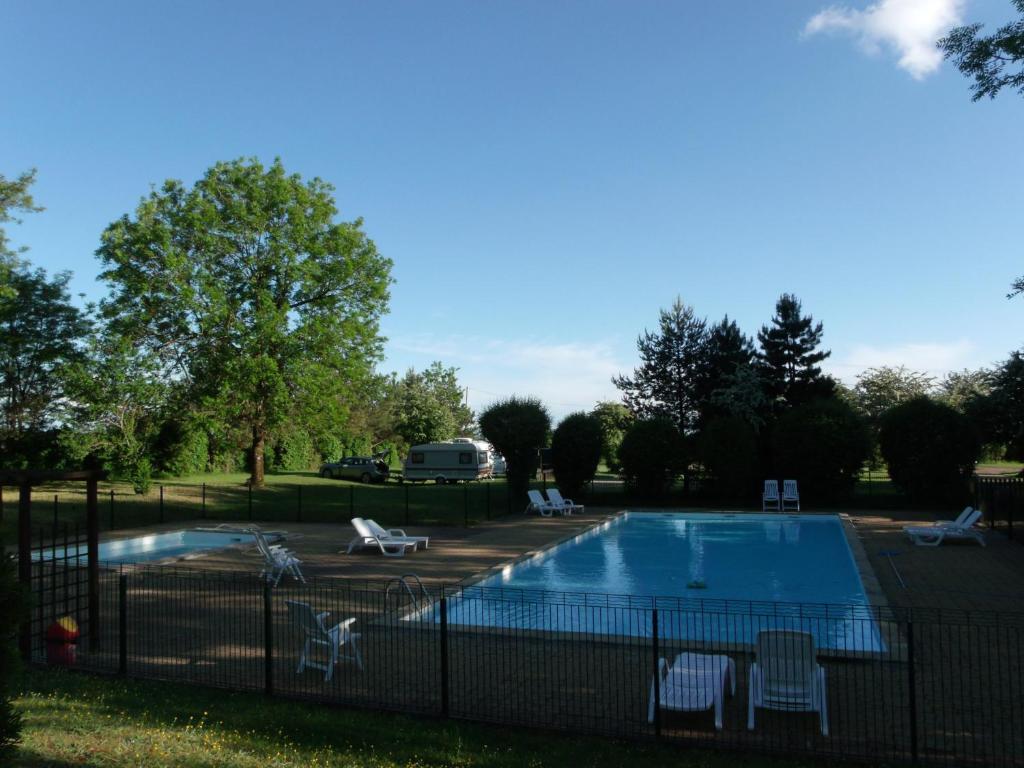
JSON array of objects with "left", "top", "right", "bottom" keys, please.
[{"left": 250, "top": 424, "right": 266, "bottom": 487}]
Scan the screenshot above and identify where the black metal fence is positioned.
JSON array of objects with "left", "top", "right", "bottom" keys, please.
[
  {"left": 975, "top": 476, "right": 1024, "bottom": 544},
  {"left": 21, "top": 558, "right": 1024, "bottom": 767}
]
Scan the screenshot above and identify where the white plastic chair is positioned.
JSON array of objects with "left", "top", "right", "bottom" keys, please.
[
  {"left": 546, "top": 489, "right": 583, "bottom": 515},
  {"left": 525, "top": 489, "right": 569, "bottom": 516},
  {"left": 905, "top": 508, "right": 985, "bottom": 547},
  {"left": 762, "top": 480, "right": 781, "bottom": 512},
  {"left": 782, "top": 479, "right": 800, "bottom": 511},
  {"left": 748, "top": 629, "right": 828, "bottom": 735},
  {"left": 364, "top": 518, "right": 429, "bottom": 550},
  {"left": 649, "top": 652, "right": 736, "bottom": 730},
  {"left": 286, "top": 600, "right": 362, "bottom": 681},
  {"left": 255, "top": 532, "right": 305, "bottom": 586},
  {"left": 345, "top": 518, "right": 416, "bottom": 557}
]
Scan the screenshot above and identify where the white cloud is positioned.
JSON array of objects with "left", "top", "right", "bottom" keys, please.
[
  {"left": 826, "top": 339, "right": 979, "bottom": 384},
  {"left": 386, "top": 334, "right": 628, "bottom": 422},
  {"left": 803, "top": 0, "right": 964, "bottom": 79}
]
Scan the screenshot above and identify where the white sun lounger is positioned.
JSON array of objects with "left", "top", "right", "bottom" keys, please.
[
  {"left": 255, "top": 531, "right": 305, "bottom": 586},
  {"left": 748, "top": 629, "right": 828, "bottom": 736},
  {"left": 905, "top": 508, "right": 985, "bottom": 547},
  {"left": 525, "top": 489, "right": 570, "bottom": 517},
  {"left": 762, "top": 480, "right": 781, "bottom": 512},
  {"left": 365, "top": 518, "right": 429, "bottom": 550},
  {"left": 346, "top": 517, "right": 416, "bottom": 557},
  {"left": 782, "top": 479, "right": 800, "bottom": 511},
  {"left": 546, "top": 489, "right": 583, "bottom": 514},
  {"left": 903, "top": 506, "right": 973, "bottom": 534},
  {"left": 649, "top": 652, "right": 736, "bottom": 730},
  {"left": 286, "top": 600, "right": 363, "bottom": 681}
]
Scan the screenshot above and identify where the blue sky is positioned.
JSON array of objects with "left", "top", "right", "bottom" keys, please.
[{"left": 3, "top": 0, "right": 1022, "bottom": 420}]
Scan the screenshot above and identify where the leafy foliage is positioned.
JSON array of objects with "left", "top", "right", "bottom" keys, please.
[
  {"left": 390, "top": 362, "right": 473, "bottom": 447},
  {"left": 97, "top": 158, "right": 392, "bottom": 486},
  {"left": 590, "top": 401, "right": 633, "bottom": 472},
  {"left": 0, "top": 168, "right": 43, "bottom": 300},
  {"left": 756, "top": 294, "right": 834, "bottom": 408},
  {"left": 853, "top": 366, "right": 935, "bottom": 425},
  {"left": 618, "top": 418, "right": 686, "bottom": 497},
  {"left": 613, "top": 297, "right": 707, "bottom": 432},
  {"left": 939, "top": 0, "right": 1024, "bottom": 101},
  {"left": 879, "top": 397, "right": 980, "bottom": 503},
  {"left": 0, "top": 264, "right": 90, "bottom": 467},
  {"left": 696, "top": 415, "right": 759, "bottom": 501},
  {"left": 478, "top": 397, "right": 550, "bottom": 500},
  {"left": 979, "top": 350, "right": 1024, "bottom": 459},
  {"left": 771, "top": 398, "right": 871, "bottom": 501},
  {"left": 550, "top": 412, "right": 603, "bottom": 497},
  {"left": 697, "top": 316, "right": 757, "bottom": 423},
  {"left": 0, "top": 554, "right": 26, "bottom": 761}
]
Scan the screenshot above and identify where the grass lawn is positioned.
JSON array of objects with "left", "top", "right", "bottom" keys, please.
[{"left": 12, "top": 669, "right": 815, "bottom": 768}]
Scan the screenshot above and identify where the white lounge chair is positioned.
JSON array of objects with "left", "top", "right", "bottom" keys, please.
[
  {"left": 345, "top": 518, "right": 416, "bottom": 557},
  {"left": 782, "top": 479, "right": 800, "bottom": 511},
  {"left": 905, "top": 508, "right": 985, "bottom": 547},
  {"left": 286, "top": 600, "right": 362, "bottom": 681},
  {"left": 748, "top": 629, "right": 828, "bottom": 736},
  {"left": 365, "top": 518, "right": 429, "bottom": 550},
  {"left": 762, "top": 480, "right": 781, "bottom": 512},
  {"left": 649, "top": 652, "right": 736, "bottom": 730},
  {"left": 525, "top": 489, "right": 570, "bottom": 517},
  {"left": 255, "top": 531, "right": 305, "bottom": 586},
  {"left": 903, "top": 506, "right": 973, "bottom": 533},
  {"left": 546, "top": 489, "right": 583, "bottom": 515}
]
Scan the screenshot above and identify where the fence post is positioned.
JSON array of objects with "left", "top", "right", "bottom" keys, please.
[
  {"left": 201, "top": 482, "right": 206, "bottom": 520},
  {"left": 404, "top": 484, "right": 410, "bottom": 526},
  {"left": 53, "top": 494, "right": 58, "bottom": 530},
  {"left": 109, "top": 489, "right": 115, "bottom": 530},
  {"left": 463, "top": 484, "right": 469, "bottom": 528},
  {"left": 264, "top": 581, "right": 274, "bottom": 696},
  {"left": 440, "top": 592, "right": 450, "bottom": 718},
  {"left": 297, "top": 485, "right": 302, "bottom": 523},
  {"left": 907, "top": 616, "right": 919, "bottom": 764},
  {"left": 349, "top": 485, "right": 354, "bottom": 518},
  {"left": 118, "top": 573, "right": 128, "bottom": 675},
  {"left": 248, "top": 482, "right": 253, "bottom": 521},
  {"left": 652, "top": 608, "right": 661, "bottom": 739},
  {"left": 159, "top": 485, "right": 165, "bottom": 524},
  {"left": 485, "top": 482, "right": 490, "bottom": 520}
]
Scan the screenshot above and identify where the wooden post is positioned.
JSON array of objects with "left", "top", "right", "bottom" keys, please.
[
  {"left": 86, "top": 478, "right": 100, "bottom": 651},
  {"left": 18, "top": 481, "right": 32, "bottom": 661}
]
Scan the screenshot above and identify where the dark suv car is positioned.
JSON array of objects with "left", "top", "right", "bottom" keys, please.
[{"left": 318, "top": 456, "right": 390, "bottom": 483}]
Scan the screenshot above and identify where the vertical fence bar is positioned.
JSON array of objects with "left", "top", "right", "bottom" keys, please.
[
  {"left": 264, "top": 581, "right": 274, "bottom": 696},
  {"left": 52, "top": 494, "right": 58, "bottom": 530},
  {"left": 404, "top": 484, "right": 410, "bottom": 526},
  {"left": 349, "top": 485, "right": 354, "bottom": 518},
  {"left": 907, "top": 617, "right": 919, "bottom": 764},
  {"left": 201, "top": 482, "right": 206, "bottom": 519},
  {"left": 159, "top": 485, "right": 165, "bottom": 524},
  {"left": 297, "top": 486, "right": 302, "bottom": 523},
  {"left": 248, "top": 483, "right": 253, "bottom": 521},
  {"left": 652, "top": 607, "right": 661, "bottom": 739},
  {"left": 485, "top": 481, "right": 490, "bottom": 520},
  {"left": 440, "top": 594, "right": 449, "bottom": 717},
  {"left": 109, "top": 489, "right": 115, "bottom": 530},
  {"left": 463, "top": 484, "right": 469, "bottom": 527},
  {"left": 118, "top": 573, "right": 127, "bottom": 675}
]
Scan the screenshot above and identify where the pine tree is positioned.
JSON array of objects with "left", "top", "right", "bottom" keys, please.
[
  {"left": 613, "top": 297, "right": 707, "bottom": 433},
  {"left": 696, "top": 315, "right": 757, "bottom": 422},
  {"left": 756, "top": 294, "right": 833, "bottom": 407}
]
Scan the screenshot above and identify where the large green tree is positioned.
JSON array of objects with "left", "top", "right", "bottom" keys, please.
[
  {"left": 97, "top": 158, "right": 392, "bottom": 486},
  {"left": 590, "top": 400, "right": 633, "bottom": 472},
  {"left": 939, "top": 1, "right": 1024, "bottom": 101},
  {"left": 0, "top": 263, "right": 90, "bottom": 467},
  {"left": 478, "top": 396, "right": 550, "bottom": 503},
  {"left": 853, "top": 366, "right": 934, "bottom": 425},
  {"left": 390, "top": 362, "right": 473, "bottom": 447},
  {"left": 0, "top": 169, "right": 42, "bottom": 299},
  {"left": 756, "top": 293, "right": 834, "bottom": 407},
  {"left": 613, "top": 297, "right": 707, "bottom": 432},
  {"left": 984, "top": 350, "right": 1024, "bottom": 459}
]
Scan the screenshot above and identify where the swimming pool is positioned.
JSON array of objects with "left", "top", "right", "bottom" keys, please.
[
  {"left": 33, "top": 529, "right": 277, "bottom": 565},
  {"left": 440, "top": 512, "right": 884, "bottom": 651}
]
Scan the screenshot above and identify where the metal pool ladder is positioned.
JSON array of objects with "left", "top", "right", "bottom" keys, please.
[{"left": 385, "top": 573, "right": 431, "bottom": 612}]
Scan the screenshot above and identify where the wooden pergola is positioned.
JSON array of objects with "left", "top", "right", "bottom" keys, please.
[{"left": 1, "top": 469, "right": 107, "bottom": 659}]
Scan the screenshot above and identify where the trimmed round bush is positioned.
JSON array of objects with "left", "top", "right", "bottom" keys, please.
[
  {"left": 771, "top": 397, "right": 871, "bottom": 501},
  {"left": 479, "top": 397, "right": 551, "bottom": 502},
  {"left": 696, "top": 415, "right": 759, "bottom": 501},
  {"left": 551, "top": 412, "right": 603, "bottom": 497},
  {"left": 879, "top": 396, "right": 980, "bottom": 503},
  {"left": 618, "top": 418, "right": 686, "bottom": 497}
]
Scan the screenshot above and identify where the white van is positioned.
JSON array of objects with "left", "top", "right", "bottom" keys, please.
[{"left": 401, "top": 440, "right": 492, "bottom": 484}]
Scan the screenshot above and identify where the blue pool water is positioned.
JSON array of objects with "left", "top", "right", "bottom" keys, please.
[
  {"left": 441, "top": 512, "right": 884, "bottom": 651},
  {"left": 33, "top": 530, "right": 274, "bottom": 565}
]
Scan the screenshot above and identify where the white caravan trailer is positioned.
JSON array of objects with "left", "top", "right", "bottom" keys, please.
[{"left": 401, "top": 440, "right": 492, "bottom": 484}]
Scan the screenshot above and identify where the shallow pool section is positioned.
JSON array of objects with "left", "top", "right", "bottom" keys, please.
[
  {"left": 440, "top": 512, "right": 884, "bottom": 651},
  {"left": 32, "top": 529, "right": 275, "bottom": 565}
]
